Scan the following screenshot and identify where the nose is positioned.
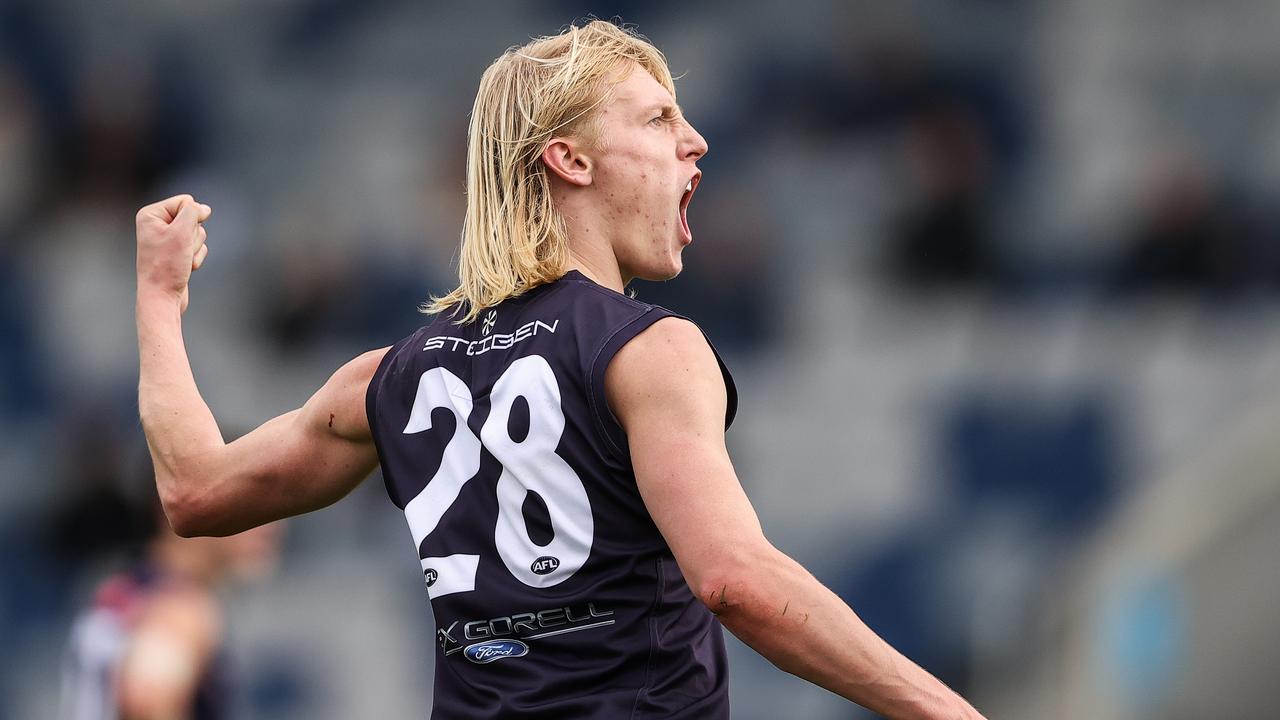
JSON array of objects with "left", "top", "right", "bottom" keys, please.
[{"left": 680, "top": 119, "right": 708, "bottom": 161}]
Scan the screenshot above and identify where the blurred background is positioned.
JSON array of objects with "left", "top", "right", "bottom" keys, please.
[{"left": 3, "top": 0, "right": 1279, "bottom": 718}]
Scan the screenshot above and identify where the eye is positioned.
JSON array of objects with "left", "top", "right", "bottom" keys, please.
[{"left": 649, "top": 108, "right": 678, "bottom": 127}]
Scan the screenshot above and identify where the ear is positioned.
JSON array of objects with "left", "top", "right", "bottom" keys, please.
[{"left": 542, "top": 137, "right": 593, "bottom": 187}]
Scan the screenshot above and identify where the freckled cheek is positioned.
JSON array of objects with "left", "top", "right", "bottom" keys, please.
[
  {"left": 633, "top": 167, "right": 667, "bottom": 220},
  {"left": 624, "top": 183, "right": 653, "bottom": 228}
]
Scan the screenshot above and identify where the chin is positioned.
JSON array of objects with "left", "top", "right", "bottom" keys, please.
[
  {"left": 640, "top": 260, "right": 683, "bottom": 282},
  {"left": 625, "top": 252, "right": 684, "bottom": 283}
]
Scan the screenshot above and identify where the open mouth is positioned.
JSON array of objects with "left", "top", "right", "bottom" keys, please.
[{"left": 679, "top": 172, "right": 701, "bottom": 243}]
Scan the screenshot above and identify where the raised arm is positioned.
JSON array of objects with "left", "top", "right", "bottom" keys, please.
[
  {"left": 136, "top": 194, "right": 383, "bottom": 537},
  {"left": 606, "top": 317, "right": 985, "bottom": 720}
]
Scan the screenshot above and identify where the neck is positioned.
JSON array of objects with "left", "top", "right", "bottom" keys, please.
[
  {"left": 556, "top": 184, "right": 629, "bottom": 293},
  {"left": 566, "top": 248, "right": 627, "bottom": 293}
]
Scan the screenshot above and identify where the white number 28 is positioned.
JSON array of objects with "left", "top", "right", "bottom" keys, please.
[{"left": 399, "top": 355, "right": 593, "bottom": 598}]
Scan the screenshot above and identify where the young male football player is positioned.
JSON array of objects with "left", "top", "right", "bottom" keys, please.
[{"left": 135, "top": 20, "right": 985, "bottom": 719}]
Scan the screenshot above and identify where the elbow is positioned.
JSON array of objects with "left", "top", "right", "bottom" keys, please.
[
  {"left": 697, "top": 574, "right": 741, "bottom": 618},
  {"left": 693, "top": 547, "right": 785, "bottom": 623},
  {"left": 159, "top": 491, "right": 202, "bottom": 538},
  {"left": 694, "top": 550, "right": 827, "bottom": 673},
  {"left": 158, "top": 480, "right": 217, "bottom": 538},
  {"left": 167, "top": 515, "right": 205, "bottom": 539},
  {"left": 697, "top": 571, "right": 767, "bottom": 622}
]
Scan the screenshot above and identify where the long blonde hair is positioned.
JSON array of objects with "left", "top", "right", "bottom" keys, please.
[{"left": 424, "top": 19, "right": 676, "bottom": 323}]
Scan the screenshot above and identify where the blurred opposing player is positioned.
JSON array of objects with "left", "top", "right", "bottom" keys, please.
[
  {"left": 134, "top": 20, "right": 985, "bottom": 720},
  {"left": 61, "top": 510, "right": 279, "bottom": 720}
]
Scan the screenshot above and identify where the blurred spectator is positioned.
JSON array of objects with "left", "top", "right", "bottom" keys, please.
[
  {"left": 0, "top": 255, "right": 49, "bottom": 418},
  {"left": 0, "top": 58, "right": 47, "bottom": 236},
  {"left": 61, "top": 512, "right": 282, "bottom": 720},
  {"left": 1110, "top": 158, "right": 1262, "bottom": 296},
  {"left": 887, "top": 98, "right": 1003, "bottom": 288},
  {"left": 47, "top": 417, "right": 153, "bottom": 572},
  {"left": 0, "top": 59, "right": 53, "bottom": 418},
  {"left": 61, "top": 44, "right": 210, "bottom": 207},
  {"left": 254, "top": 208, "right": 434, "bottom": 354}
]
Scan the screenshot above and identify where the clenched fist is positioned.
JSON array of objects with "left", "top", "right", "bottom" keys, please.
[{"left": 136, "top": 194, "right": 213, "bottom": 313}]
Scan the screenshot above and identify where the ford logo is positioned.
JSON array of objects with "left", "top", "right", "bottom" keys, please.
[{"left": 464, "top": 639, "right": 529, "bottom": 664}]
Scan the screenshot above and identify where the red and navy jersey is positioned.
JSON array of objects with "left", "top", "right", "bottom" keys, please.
[
  {"left": 366, "top": 270, "right": 736, "bottom": 719},
  {"left": 61, "top": 565, "right": 229, "bottom": 720}
]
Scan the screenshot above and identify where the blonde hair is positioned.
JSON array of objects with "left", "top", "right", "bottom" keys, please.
[{"left": 424, "top": 19, "right": 676, "bottom": 323}]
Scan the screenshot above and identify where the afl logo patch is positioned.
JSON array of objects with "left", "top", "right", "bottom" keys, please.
[
  {"left": 531, "top": 556, "right": 560, "bottom": 575},
  {"left": 423, "top": 568, "right": 438, "bottom": 587},
  {"left": 464, "top": 639, "right": 529, "bottom": 664}
]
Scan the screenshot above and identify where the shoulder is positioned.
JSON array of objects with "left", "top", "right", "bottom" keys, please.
[
  {"left": 338, "top": 346, "right": 393, "bottom": 385},
  {"left": 330, "top": 347, "right": 392, "bottom": 388},
  {"left": 613, "top": 315, "right": 710, "bottom": 362},
  {"left": 605, "top": 317, "right": 726, "bottom": 431}
]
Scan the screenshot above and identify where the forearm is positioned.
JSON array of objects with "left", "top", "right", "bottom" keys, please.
[
  {"left": 709, "top": 551, "right": 978, "bottom": 720},
  {"left": 136, "top": 291, "right": 226, "bottom": 512}
]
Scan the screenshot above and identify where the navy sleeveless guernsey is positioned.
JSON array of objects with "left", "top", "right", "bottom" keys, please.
[{"left": 366, "top": 270, "right": 736, "bottom": 719}]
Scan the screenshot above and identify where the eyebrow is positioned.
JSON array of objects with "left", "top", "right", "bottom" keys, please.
[{"left": 642, "top": 102, "right": 681, "bottom": 117}]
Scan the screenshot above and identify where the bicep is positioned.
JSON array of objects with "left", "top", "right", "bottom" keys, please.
[
  {"left": 607, "top": 319, "right": 768, "bottom": 595},
  {"left": 190, "top": 348, "right": 387, "bottom": 535}
]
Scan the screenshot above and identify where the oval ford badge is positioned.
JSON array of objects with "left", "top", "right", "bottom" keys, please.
[{"left": 464, "top": 639, "right": 529, "bottom": 664}]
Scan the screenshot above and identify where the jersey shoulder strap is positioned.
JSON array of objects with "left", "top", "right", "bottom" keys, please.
[
  {"left": 365, "top": 326, "right": 433, "bottom": 509},
  {"left": 573, "top": 280, "right": 737, "bottom": 462}
]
